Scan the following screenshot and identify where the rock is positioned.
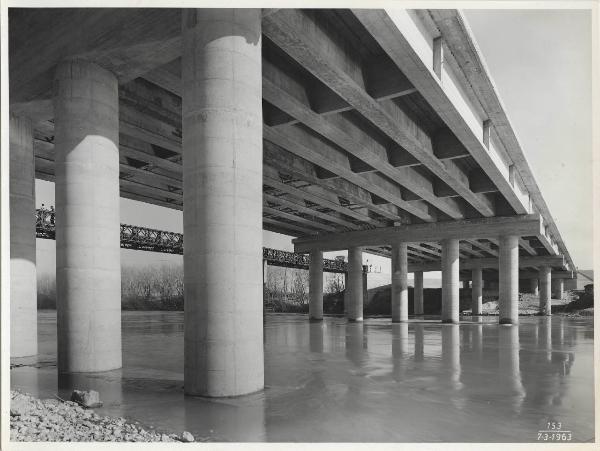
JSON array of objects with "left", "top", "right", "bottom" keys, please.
[
  {"left": 181, "top": 431, "right": 195, "bottom": 442},
  {"left": 71, "top": 390, "right": 103, "bottom": 408}
]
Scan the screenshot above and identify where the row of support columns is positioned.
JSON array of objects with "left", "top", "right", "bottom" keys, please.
[
  {"left": 8, "top": 9, "right": 560, "bottom": 401},
  {"left": 10, "top": 9, "right": 266, "bottom": 398},
  {"left": 306, "top": 235, "right": 557, "bottom": 326}
]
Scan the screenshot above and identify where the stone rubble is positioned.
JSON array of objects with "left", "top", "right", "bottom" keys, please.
[{"left": 10, "top": 390, "right": 195, "bottom": 442}]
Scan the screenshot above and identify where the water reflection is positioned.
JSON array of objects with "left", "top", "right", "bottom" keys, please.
[
  {"left": 391, "top": 323, "right": 409, "bottom": 381},
  {"left": 498, "top": 326, "right": 525, "bottom": 413},
  {"left": 345, "top": 322, "right": 367, "bottom": 367},
  {"left": 414, "top": 324, "right": 424, "bottom": 362},
  {"left": 309, "top": 322, "right": 324, "bottom": 354},
  {"left": 10, "top": 312, "right": 594, "bottom": 443},
  {"left": 441, "top": 324, "right": 462, "bottom": 392}
]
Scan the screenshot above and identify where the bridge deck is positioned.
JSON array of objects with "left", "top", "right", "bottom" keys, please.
[{"left": 11, "top": 8, "right": 574, "bottom": 270}]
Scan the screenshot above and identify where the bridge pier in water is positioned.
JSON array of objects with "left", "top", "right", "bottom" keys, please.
[
  {"left": 54, "top": 60, "right": 122, "bottom": 373},
  {"left": 309, "top": 249, "right": 324, "bottom": 321},
  {"left": 182, "top": 8, "right": 264, "bottom": 397},
  {"left": 499, "top": 235, "right": 519, "bottom": 325},
  {"left": 10, "top": 114, "right": 37, "bottom": 358},
  {"left": 441, "top": 239, "right": 460, "bottom": 324},
  {"left": 346, "top": 247, "right": 364, "bottom": 321},
  {"left": 539, "top": 266, "right": 552, "bottom": 315},
  {"left": 413, "top": 271, "right": 424, "bottom": 315}
]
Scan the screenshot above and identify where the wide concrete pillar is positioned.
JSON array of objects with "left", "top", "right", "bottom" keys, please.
[
  {"left": 182, "top": 9, "right": 263, "bottom": 397},
  {"left": 309, "top": 249, "right": 324, "bottom": 321},
  {"left": 414, "top": 271, "right": 424, "bottom": 315},
  {"left": 391, "top": 243, "right": 408, "bottom": 322},
  {"left": 551, "top": 278, "right": 564, "bottom": 300},
  {"left": 346, "top": 247, "right": 363, "bottom": 321},
  {"left": 54, "top": 60, "right": 121, "bottom": 372},
  {"left": 471, "top": 267, "right": 482, "bottom": 316},
  {"left": 441, "top": 238, "right": 459, "bottom": 323},
  {"left": 499, "top": 235, "right": 519, "bottom": 324},
  {"left": 530, "top": 278, "right": 539, "bottom": 296},
  {"left": 539, "top": 266, "right": 552, "bottom": 315},
  {"left": 10, "top": 114, "right": 37, "bottom": 358}
]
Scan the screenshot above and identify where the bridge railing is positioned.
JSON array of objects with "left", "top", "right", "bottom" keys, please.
[{"left": 35, "top": 207, "right": 349, "bottom": 273}]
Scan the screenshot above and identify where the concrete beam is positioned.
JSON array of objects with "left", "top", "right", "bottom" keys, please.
[
  {"left": 10, "top": 9, "right": 182, "bottom": 105},
  {"left": 428, "top": 9, "right": 574, "bottom": 270},
  {"left": 262, "top": 60, "right": 466, "bottom": 220},
  {"left": 263, "top": 143, "right": 395, "bottom": 224},
  {"left": 353, "top": 9, "right": 528, "bottom": 218},
  {"left": 408, "top": 255, "right": 565, "bottom": 273},
  {"left": 459, "top": 270, "right": 575, "bottom": 281},
  {"left": 293, "top": 214, "right": 542, "bottom": 253},
  {"left": 262, "top": 10, "right": 494, "bottom": 218},
  {"left": 266, "top": 124, "right": 430, "bottom": 222}
]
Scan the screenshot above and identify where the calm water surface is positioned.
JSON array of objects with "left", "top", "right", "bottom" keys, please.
[{"left": 11, "top": 311, "right": 594, "bottom": 442}]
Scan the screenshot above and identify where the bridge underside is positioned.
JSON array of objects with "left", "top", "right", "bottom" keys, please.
[{"left": 9, "top": 8, "right": 575, "bottom": 397}]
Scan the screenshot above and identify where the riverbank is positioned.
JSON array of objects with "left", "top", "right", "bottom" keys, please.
[{"left": 10, "top": 390, "right": 195, "bottom": 442}]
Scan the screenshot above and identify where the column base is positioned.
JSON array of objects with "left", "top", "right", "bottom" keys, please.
[
  {"left": 441, "top": 319, "right": 459, "bottom": 324},
  {"left": 184, "top": 386, "right": 265, "bottom": 399},
  {"left": 309, "top": 317, "right": 324, "bottom": 322},
  {"left": 499, "top": 318, "right": 518, "bottom": 325},
  {"left": 392, "top": 319, "right": 408, "bottom": 323},
  {"left": 348, "top": 318, "right": 364, "bottom": 322}
]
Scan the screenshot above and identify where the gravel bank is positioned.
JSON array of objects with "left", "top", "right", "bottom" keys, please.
[{"left": 10, "top": 390, "right": 195, "bottom": 442}]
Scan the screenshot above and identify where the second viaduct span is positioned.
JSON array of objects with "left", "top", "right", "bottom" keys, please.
[{"left": 10, "top": 8, "right": 575, "bottom": 398}]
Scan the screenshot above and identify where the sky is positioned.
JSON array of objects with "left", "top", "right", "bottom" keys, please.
[{"left": 34, "top": 8, "right": 594, "bottom": 277}]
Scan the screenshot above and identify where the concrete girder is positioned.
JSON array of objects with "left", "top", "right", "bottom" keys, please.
[
  {"left": 262, "top": 9, "right": 495, "bottom": 218},
  {"left": 265, "top": 125, "right": 432, "bottom": 222},
  {"left": 408, "top": 255, "right": 565, "bottom": 273},
  {"left": 352, "top": 9, "right": 526, "bottom": 217},
  {"left": 262, "top": 58, "right": 467, "bottom": 220},
  {"left": 427, "top": 9, "right": 573, "bottom": 270},
  {"left": 10, "top": 9, "right": 182, "bottom": 105},
  {"left": 293, "top": 214, "right": 542, "bottom": 253},
  {"left": 263, "top": 143, "right": 396, "bottom": 224}
]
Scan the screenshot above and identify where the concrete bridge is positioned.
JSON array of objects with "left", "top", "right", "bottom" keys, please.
[{"left": 9, "top": 8, "right": 576, "bottom": 397}]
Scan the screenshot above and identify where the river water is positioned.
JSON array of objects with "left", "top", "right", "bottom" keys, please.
[{"left": 10, "top": 311, "right": 594, "bottom": 442}]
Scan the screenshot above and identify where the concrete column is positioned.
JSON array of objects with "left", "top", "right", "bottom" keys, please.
[
  {"left": 551, "top": 278, "right": 564, "bottom": 300},
  {"left": 54, "top": 60, "right": 121, "bottom": 373},
  {"left": 309, "top": 249, "right": 324, "bottom": 321},
  {"left": 362, "top": 271, "right": 368, "bottom": 307},
  {"left": 10, "top": 114, "right": 37, "bottom": 358},
  {"left": 499, "top": 235, "right": 519, "bottom": 324},
  {"left": 414, "top": 271, "right": 424, "bottom": 315},
  {"left": 346, "top": 247, "right": 363, "bottom": 321},
  {"left": 391, "top": 242, "right": 408, "bottom": 322},
  {"left": 530, "top": 278, "right": 539, "bottom": 296},
  {"left": 343, "top": 272, "right": 349, "bottom": 316},
  {"left": 539, "top": 266, "right": 552, "bottom": 315},
  {"left": 182, "top": 9, "right": 263, "bottom": 397},
  {"left": 441, "top": 238, "right": 459, "bottom": 323},
  {"left": 471, "top": 267, "right": 482, "bottom": 316}
]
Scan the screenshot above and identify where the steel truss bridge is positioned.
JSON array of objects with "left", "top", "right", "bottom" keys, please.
[{"left": 36, "top": 207, "right": 349, "bottom": 273}]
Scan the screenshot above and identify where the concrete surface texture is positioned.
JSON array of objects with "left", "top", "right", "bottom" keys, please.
[
  {"left": 539, "top": 266, "right": 552, "bottom": 315},
  {"left": 471, "top": 267, "right": 483, "bottom": 315},
  {"left": 54, "top": 60, "right": 122, "bottom": 373},
  {"left": 345, "top": 247, "right": 364, "bottom": 321},
  {"left": 10, "top": 114, "right": 38, "bottom": 358},
  {"left": 441, "top": 239, "right": 459, "bottom": 323},
  {"left": 391, "top": 242, "right": 408, "bottom": 322},
  {"left": 309, "top": 249, "right": 324, "bottom": 320},
  {"left": 499, "top": 235, "right": 519, "bottom": 324},
  {"left": 182, "top": 9, "right": 264, "bottom": 397},
  {"left": 413, "top": 271, "right": 424, "bottom": 315}
]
